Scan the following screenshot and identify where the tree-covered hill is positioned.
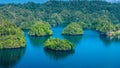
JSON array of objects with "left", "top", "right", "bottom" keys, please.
[
  {"left": 0, "top": 1, "right": 120, "bottom": 29},
  {"left": 0, "top": 15, "right": 26, "bottom": 49},
  {"left": 28, "top": 21, "right": 53, "bottom": 36}
]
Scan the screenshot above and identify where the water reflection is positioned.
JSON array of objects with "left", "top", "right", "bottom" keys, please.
[
  {"left": 100, "top": 36, "right": 113, "bottom": 46},
  {"left": 44, "top": 49, "right": 74, "bottom": 61},
  {"left": 63, "top": 35, "right": 82, "bottom": 44},
  {"left": 29, "top": 36, "right": 50, "bottom": 47},
  {"left": 100, "top": 36, "right": 120, "bottom": 46},
  {"left": 0, "top": 48, "right": 25, "bottom": 68},
  {"left": 110, "top": 36, "right": 120, "bottom": 43}
]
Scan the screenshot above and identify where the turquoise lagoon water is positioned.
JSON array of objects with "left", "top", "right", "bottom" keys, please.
[{"left": 0, "top": 27, "right": 120, "bottom": 68}]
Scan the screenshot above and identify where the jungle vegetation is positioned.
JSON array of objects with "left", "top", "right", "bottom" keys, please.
[
  {"left": 0, "top": 0, "right": 120, "bottom": 30},
  {"left": 62, "top": 22, "right": 83, "bottom": 35},
  {"left": 44, "top": 38, "right": 74, "bottom": 51},
  {"left": 28, "top": 21, "right": 53, "bottom": 36},
  {"left": 0, "top": 15, "right": 26, "bottom": 49},
  {"left": 1, "top": 0, "right": 120, "bottom": 49}
]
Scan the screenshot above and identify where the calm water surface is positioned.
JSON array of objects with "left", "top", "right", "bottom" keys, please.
[{"left": 1, "top": 27, "right": 120, "bottom": 68}]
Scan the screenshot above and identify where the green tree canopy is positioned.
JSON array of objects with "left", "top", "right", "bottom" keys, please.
[
  {"left": 62, "top": 22, "right": 83, "bottom": 35},
  {"left": 28, "top": 21, "right": 53, "bottom": 36},
  {"left": 44, "top": 38, "right": 74, "bottom": 51},
  {"left": 0, "top": 15, "right": 26, "bottom": 49},
  {"left": 96, "top": 15, "right": 115, "bottom": 33}
]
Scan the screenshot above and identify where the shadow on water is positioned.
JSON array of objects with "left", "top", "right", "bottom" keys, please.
[
  {"left": 100, "top": 36, "right": 112, "bottom": 46},
  {"left": 110, "top": 36, "right": 120, "bottom": 43},
  {"left": 100, "top": 36, "right": 120, "bottom": 46},
  {"left": 0, "top": 48, "right": 26, "bottom": 68},
  {"left": 29, "top": 36, "right": 50, "bottom": 47},
  {"left": 63, "top": 35, "right": 82, "bottom": 45},
  {"left": 44, "top": 49, "right": 75, "bottom": 61}
]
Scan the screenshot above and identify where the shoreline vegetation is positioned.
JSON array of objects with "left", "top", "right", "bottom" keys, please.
[
  {"left": 28, "top": 21, "right": 53, "bottom": 36},
  {"left": 0, "top": 16, "right": 26, "bottom": 49},
  {"left": 1, "top": 1, "right": 120, "bottom": 49},
  {"left": 44, "top": 38, "right": 74, "bottom": 51},
  {"left": 62, "top": 22, "right": 83, "bottom": 35}
]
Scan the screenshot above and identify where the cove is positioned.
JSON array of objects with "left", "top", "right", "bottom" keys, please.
[{"left": 0, "top": 27, "right": 120, "bottom": 68}]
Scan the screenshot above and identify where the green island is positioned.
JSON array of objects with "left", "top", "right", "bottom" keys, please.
[
  {"left": 1, "top": 0, "right": 120, "bottom": 67},
  {"left": 44, "top": 38, "right": 74, "bottom": 51},
  {"left": 0, "top": 0, "right": 120, "bottom": 50},
  {"left": 0, "top": 16, "right": 26, "bottom": 49},
  {"left": 62, "top": 22, "right": 83, "bottom": 35},
  {"left": 28, "top": 21, "right": 53, "bottom": 36}
]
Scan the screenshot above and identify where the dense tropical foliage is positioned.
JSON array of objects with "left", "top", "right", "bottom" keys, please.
[
  {"left": 0, "top": 1, "right": 120, "bottom": 30},
  {"left": 28, "top": 21, "right": 53, "bottom": 36},
  {"left": 0, "top": 0, "right": 120, "bottom": 50},
  {"left": 62, "top": 22, "right": 83, "bottom": 35},
  {"left": 94, "top": 15, "right": 115, "bottom": 35},
  {"left": 0, "top": 15, "right": 26, "bottom": 49},
  {"left": 44, "top": 38, "right": 74, "bottom": 51}
]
